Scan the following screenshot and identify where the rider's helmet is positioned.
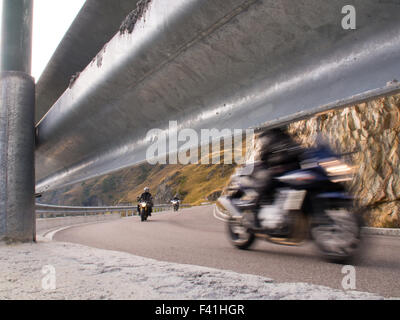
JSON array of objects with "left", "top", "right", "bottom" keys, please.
[{"left": 144, "top": 187, "right": 150, "bottom": 192}]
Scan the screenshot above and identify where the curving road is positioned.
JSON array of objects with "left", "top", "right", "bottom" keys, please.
[{"left": 54, "top": 205, "right": 400, "bottom": 297}]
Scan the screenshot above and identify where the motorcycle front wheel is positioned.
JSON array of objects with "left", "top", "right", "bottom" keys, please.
[
  {"left": 140, "top": 209, "right": 147, "bottom": 222},
  {"left": 227, "top": 218, "right": 255, "bottom": 250}
]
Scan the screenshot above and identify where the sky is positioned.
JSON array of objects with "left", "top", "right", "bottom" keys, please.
[{"left": 0, "top": 0, "right": 86, "bottom": 81}]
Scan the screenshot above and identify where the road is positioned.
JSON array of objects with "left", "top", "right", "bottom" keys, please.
[{"left": 54, "top": 205, "right": 400, "bottom": 297}]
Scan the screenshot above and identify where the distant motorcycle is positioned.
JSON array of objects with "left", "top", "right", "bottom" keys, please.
[
  {"left": 138, "top": 200, "right": 152, "bottom": 221},
  {"left": 171, "top": 200, "right": 180, "bottom": 211},
  {"left": 218, "top": 144, "right": 363, "bottom": 263}
]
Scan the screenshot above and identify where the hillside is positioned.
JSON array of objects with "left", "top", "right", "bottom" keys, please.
[{"left": 39, "top": 162, "right": 236, "bottom": 207}]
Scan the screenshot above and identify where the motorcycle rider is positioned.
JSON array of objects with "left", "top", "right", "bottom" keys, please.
[
  {"left": 227, "top": 127, "right": 303, "bottom": 225},
  {"left": 171, "top": 194, "right": 180, "bottom": 210},
  {"left": 138, "top": 187, "right": 154, "bottom": 216}
]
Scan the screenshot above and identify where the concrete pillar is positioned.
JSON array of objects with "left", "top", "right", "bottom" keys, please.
[{"left": 0, "top": 0, "right": 35, "bottom": 242}]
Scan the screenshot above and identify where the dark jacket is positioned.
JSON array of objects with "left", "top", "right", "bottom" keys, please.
[
  {"left": 258, "top": 128, "right": 303, "bottom": 168},
  {"left": 139, "top": 192, "right": 153, "bottom": 203}
]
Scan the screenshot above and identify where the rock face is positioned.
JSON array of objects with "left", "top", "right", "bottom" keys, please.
[{"left": 288, "top": 94, "right": 400, "bottom": 228}]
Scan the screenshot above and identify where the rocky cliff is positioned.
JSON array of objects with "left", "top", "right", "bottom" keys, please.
[{"left": 288, "top": 94, "right": 400, "bottom": 228}]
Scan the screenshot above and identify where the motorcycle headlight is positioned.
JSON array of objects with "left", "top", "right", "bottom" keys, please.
[
  {"left": 319, "top": 159, "right": 354, "bottom": 182},
  {"left": 140, "top": 202, "right": 147, "bottom": 207}
]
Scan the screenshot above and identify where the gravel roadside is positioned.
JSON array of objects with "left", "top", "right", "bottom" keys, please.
[{"left": 0, "top": 239, "right": 388, "bottom": 300}]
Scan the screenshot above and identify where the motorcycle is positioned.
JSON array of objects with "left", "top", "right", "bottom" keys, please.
[
  {"left": 217, "top": 144, "right": 363, "bottom": 263},
  {"left": 138, "top": 200, "right": 152, "bottom": 221},
  {"left": 171, "top": 200, "right": 180, "bottom": 211}
]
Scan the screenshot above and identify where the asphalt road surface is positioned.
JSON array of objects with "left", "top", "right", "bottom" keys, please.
[{"left": 55, "top": 205, "right": 400, "bottom": 297}]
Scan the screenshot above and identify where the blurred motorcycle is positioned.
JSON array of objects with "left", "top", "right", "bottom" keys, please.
[
  {"left": 218, "top": 144, "right": 363, "bottom": 263},
  {"left": 171, "top": 199, "right": 180, "bottom": 211}
]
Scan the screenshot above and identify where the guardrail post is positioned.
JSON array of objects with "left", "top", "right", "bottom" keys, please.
[{"left": 0, "top": 0, "right": 35, "bottom": 242}]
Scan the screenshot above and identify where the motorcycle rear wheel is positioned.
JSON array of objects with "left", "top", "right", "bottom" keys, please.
[{"left": 312, "top": 204, "right": 362, "bottom": 263}]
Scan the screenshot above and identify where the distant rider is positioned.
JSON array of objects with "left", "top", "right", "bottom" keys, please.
[
  {"left": 171, "top": 195, "right": 180, "bottom": 210},
  {"left": 138, "top": 187, "right": 154, "bottom": 216}
]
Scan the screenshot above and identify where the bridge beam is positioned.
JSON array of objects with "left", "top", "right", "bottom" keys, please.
[{"left": 0, "top": 0, "right": 35, "bottom": 242}]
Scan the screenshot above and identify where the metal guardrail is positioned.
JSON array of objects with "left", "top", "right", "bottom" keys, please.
[
  {"left": 35, "top": 0, "right": 400, "bottom": 194},
  {"left": 35, "top": 203, "right": 191, "bottom": 219},
  {"left": 35, "top": 0, "right": 141, "bottom": 123}
]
